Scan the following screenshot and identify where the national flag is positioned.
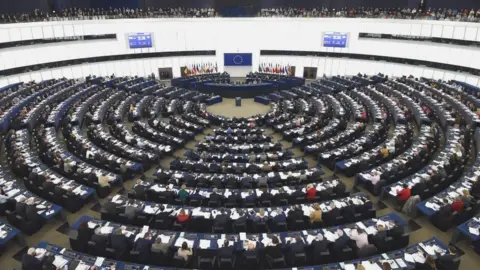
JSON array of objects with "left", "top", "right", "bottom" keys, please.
[
  {"left": 215, "top": 63, "right": 218, "bottom": 73},
  {"left": 184, "top": 66, "right": 189, "bottom": 76}
]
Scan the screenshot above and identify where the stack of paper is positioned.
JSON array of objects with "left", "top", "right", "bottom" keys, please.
[{"left": 52, "top": 255, "right": 68, "bottom": 268}]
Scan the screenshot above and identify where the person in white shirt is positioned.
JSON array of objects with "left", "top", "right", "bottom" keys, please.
[
  {"left": 349, "top": 229, "right": 369, "bottom": 249},
  {"left": 363, "top": 172, "right": 381, "bottom": 185}
]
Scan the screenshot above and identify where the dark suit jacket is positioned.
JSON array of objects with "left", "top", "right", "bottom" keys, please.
[
  {"left": 328, "top": 207, "right": 341, "bottom": 220},
  {"left": 372, "top": 230, "right": 386, "bottom": 245},
  {"left": 103, "top": 201, "right": 117, "bottom": 214},
  {"left": 273, "top": 214, "right": 286, "bottom": 223},
  {"left": 78, "top": 227, "right": 94, "bottom": 243},
  {"left": 16, "top": 201, "right": 26, "bottom": 216},
  {"left": 265, "top": 244, "right": 283, "bottom": 258},
  {"left": 437, "top": 253, "right": 456, "bottom": 269},
  {"left": 273, "top": 193, "right": 288, "bottom": 205},
  {"left": 134, "top": 185, "right": 146, "bottom": 198},
  {"left": 244, "top": 249, "right": 258, "bottom": 258},
  {"left": 111, "top": 234, "right": 130, "bottom": 253},
  {"left": 43, "top": 181, "right": 55, "bottom": 192},
  {"left": 289, "top": 241, "right": 305, "bottom": 254},
  {"left": 25, "top": 204, "right": 40, "bottom": 222},
  {"left": 291, "top": 190, "right": 304, "bottom": 199},
  {"left": 210, "top": 193, "right": 222, "bottom": 203},
  {"left": 214, "top": 214, "right": 229, "bottom": 227},
  {"left": 332, "top": 235, "right": 349, "bottom": 252},
  {"left": 311, "top": 239, "right": 329, "bottom": 253},
  {"left": 211, "top": 177, "right": 223, "bottom": 188},
  {"left": 22, "top": 254, "right": 44, "bottom": 270},
  {"left": 134, "top": 237, "right": 155, "bottom": 254},
  {"left": 288, "top": 209, "right": 304, "bottom": 221},
  {"left": 259, "top": 192, "right": 273, "bottom": 202}
]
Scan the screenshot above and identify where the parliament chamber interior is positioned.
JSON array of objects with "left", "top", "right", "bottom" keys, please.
[{"left": 2, "top": 1, "right": 480, "bottom": 270}]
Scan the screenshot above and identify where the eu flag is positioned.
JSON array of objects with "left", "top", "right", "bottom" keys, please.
[{"left": 224, "top": 53, "right": 253, "bottom": 66}]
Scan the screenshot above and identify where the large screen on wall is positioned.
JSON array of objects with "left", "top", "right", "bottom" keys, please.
[
  {"left": 128, "top": 33, "right": 153, "bottom": 48},
  {"left": 323, "top": 32, "right": 348, "bottom": 48}
]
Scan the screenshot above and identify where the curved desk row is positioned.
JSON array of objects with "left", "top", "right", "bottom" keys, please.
[{"left": 197, "top": 83, "right": 278, "bottom": 98}]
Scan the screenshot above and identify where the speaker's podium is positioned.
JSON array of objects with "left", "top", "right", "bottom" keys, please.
[{"left": 235, "top": 97, "right": 241, "bottom": 106}]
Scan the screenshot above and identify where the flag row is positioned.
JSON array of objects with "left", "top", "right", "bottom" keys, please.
[
  {"left": 258, "top": 63, "right": 294, "bottom": 76},
  {"left": 184, "top": 63, "right": 218, "bottom": 76}
]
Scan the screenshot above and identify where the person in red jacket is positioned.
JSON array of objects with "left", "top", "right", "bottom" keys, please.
[
  {"left": 177, "top": 209, "right": 190, "bottom": 223},
  {"left": 396, "top": 184, "right": 411, "bottom": 201},
  {"left": 451, "top": 196, "right": 464, "bottom": 213},
  {"left": 306, "top": 184, "right": 316, "bottom": 200}
]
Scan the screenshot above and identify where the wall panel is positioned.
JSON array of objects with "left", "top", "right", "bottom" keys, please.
[{"left": 2, "top": 19, "right": 480, "bottom": 75}]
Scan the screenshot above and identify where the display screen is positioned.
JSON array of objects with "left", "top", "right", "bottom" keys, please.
[
  {"left": 128, "top": 33, "right": 153, "bottom": 48},
  {"left": 323, "top": 32, "right": 348, "bottom": 48}
]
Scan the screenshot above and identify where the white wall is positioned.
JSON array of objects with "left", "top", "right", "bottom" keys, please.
[
  {"left": 0, "top": 56, "right": 216, "bottom": 87},
  {"left": 2, "top": 18, "right": 480, "bottom": 72}
]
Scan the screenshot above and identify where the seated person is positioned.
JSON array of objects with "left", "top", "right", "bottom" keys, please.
[
  {"left": 110, "top": 229, "right": 130, "bottom": 254},
  {"left": 259, "top": 187, "right": 273, "bottom": 203},
  {"left": 273, "top": 209, "right": 286, "bottom": 225},
  {"left": 311, "top": 234, "right": 328, "bottom": 253},
  {"left": 382, "top": 262, "right": 392, "bottom": 270},
  {"left": 372, "top": 224, "right": 386, "bottom": 244},
  {"left": 98, "top": 174, "right": 112, "bottom": 187},
  {"left": 218, "top": 239, "right": 235, "bottom": 259},
  {"left": 306, "top": 183, "right": 316, "bottom": 200},
  {"left": 22, "top": 247, "right": 49, "bottom": 270},
  {"left": 288, "top": 204, "right": 304, "bottom": 221},
  {"left": 471, "top": 179, "right": 480, "bottom": 198},
  {"left": 380, "top": 146, "right": 389, "bottom": 158},
  {"left": 254, "top": 209, "right": 268, "bottom": 222},
  {"left": 244, "top": 241, "right": 258, "bottom": 257},
  {"left": 125, "top": 201, "right": 142, "bottom": 220},
  {"left": 134, "top": 232, "right": 155, "bottom": 260},
  {"left": 176, "top": 209, "right": 190, "bottom": 223},
  {"left": 77, "top": 221, "right": 96, "bottom": 246},
  {"left": 461, "top": 189, "right": 475, "bottom": 208},
  {"left": 151, "top": 235, "right": 175, "bottom": 255},
  {"left": 332, "top": 229, "right": 350, "bottom": 253},
  {"left": 209, "top": 188, "right": 223, "bottom": 204},
  {"left": 214, "top": 209, "right": 229, "bottom": 227},
  {"left": 309, "top": 203, "right": 322, "bottom": 224},
  {"left": 0, "top": 188, "right": 10, "bottom": 206},
  {"left": 287, "top": 235, "right": 305, "bottom": 258},
  {"left": 414, "top": 254, "right": 437, "bottom": 270},
  {"left": 265, "top": 236, "right": 283, "bottom": 259},
  {"left": 437, "top": 247, "right": 457, "bottom": 269},
  {"left": 177, "top": 241, "right": 193, "bottom": 261},
  {"left": 451, "top": 196, "right": 464, "bottom": 213},
  {"left": 178, "top": 184, "right": 189, "bottom": 201},
  {"left": 349, "top": 228, "right": 369, "bottom": 249},
  {"left": 396, "top": 184, "right": 411, "bottom": 202}
]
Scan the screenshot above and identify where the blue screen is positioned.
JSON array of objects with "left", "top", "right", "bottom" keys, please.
[
  {"left": 128, "top": 33, "right": 153, "bottom": 49},
  {"left": 323, "top": 32, "right": 348, "bottom": 48},
  {"left": 224, "top": 53, "right": 253, "bottom": 66}
]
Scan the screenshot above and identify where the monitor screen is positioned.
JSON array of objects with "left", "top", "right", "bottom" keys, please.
[
  {"left": 128, "top": 33, "right": 153, "bottom": 49},
  {"left": 323, "top": 32, "right": 348, "bottom": 48}
]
